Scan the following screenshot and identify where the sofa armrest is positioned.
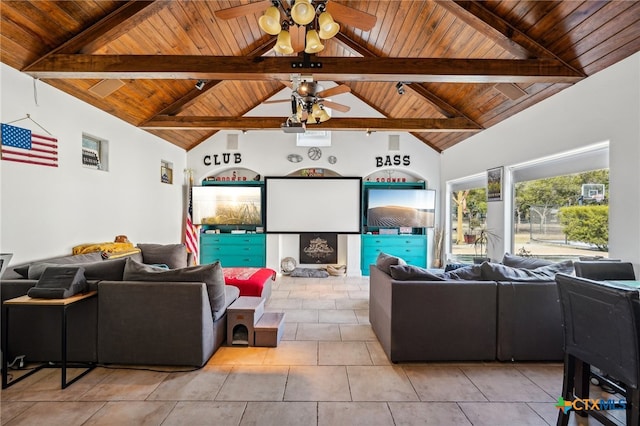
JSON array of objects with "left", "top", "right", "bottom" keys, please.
[{"left": 97, "top": 281, "right": 215, "bottom": 367}]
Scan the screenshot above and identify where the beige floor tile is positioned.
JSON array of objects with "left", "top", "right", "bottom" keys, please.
[
  {"left": 318, "top": 309, "right": 358, "bottom": 324},
  {"left": 284, "top": 366, "right": 351, "bottom": 401},
  {"left": 318, "top": 402, "right": 395, "bottom": 426},
  {"left": 1, "top": 367, "right": 105, "bottom": 402},
  {"left": 280, "top": 322, "right": 298, "bottom": 340},
  {"left": 216, "top": 365, "right": 289, "bottom": 401},
  {"left": 282, "top": 309, "right": 319, "bottom": 323},
  {"left": 265, "top": 298, "right": 303, "bottom": 309},
  {"left": 240, "top": 402, "right": 317, "bottom": 426},
  {"left": 355, "top": 309, "right": 370, "bottom": 324},
  {"left": 269, "top": 290, "right": 291, "bottom": 299},
  {"left": 208, "top": 346, "right": 269, "bottom": 365},
  {"left": 403, "top": 365, "right": 487, "bottom": 402},
  {"left": 461, "top": 365, "right": 554, "bottom": 402},
  {"left": 319, "top": 341, "right": 372, "bottom": 366},
  {"left": 339, "top": 324, "right": 376, "bottom": 341},
  {"left": 515, "top": 363, "right": 564, "bottom": 396},
  {"left": 83, "top": 401, "right": 175, "bottom": 425},
  {"left": 162, "top": 401, "right": 246, "bottom": 426},
  {"left": 366, "top": 341, "right": 392, "bottom": 366},
  {"left": 262, "top": 340, "right": 318, "bottom": 365},
  {"left": 147, "top": 365, "right": 232, "bottom": 400},
  {"left": 348, "top": 290, "right": 369, "bottom": 299},
  {"left": 335, "top": 298, "right": 369, "bottom": 310},
  {"left": 459, "top": 401, "right": 549, "bottom": 425},
  {"left": 4, "top": 401, "right": 105, "bottom": 426},
  {"left": 348, "top": 366, "right": 418, "bottom": 401},
  {"left": 296, "top": 323, "right": 341, "bottom": 341},
  {"left": 302, "top": 299, "right": 336, "bottom": 309},
  {"left": 388, "top": 402, "right": 472, "bottom": 425},
  {"left": 80, "top": 368, "right": 169, "bottom": 401}
]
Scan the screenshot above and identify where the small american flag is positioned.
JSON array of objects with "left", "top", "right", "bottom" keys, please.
[
  {"left": 1, "top": 123, "right": 58, "bottom": 167},
  {"left": 185, "top": 182, "right": 199, "bottom": 265}
]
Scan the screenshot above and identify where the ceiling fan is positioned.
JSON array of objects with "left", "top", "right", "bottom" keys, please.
[
  {"left": 215, "top": 0, "right": 377, "bottom": 54},
  {"left": 263, "top": 75, "right": 351, "bottom": 124}
]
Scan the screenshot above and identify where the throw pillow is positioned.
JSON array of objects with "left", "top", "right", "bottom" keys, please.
[
  {"left": 444, "top": 264, "right": 483, "bottom": 280},
  {"left": 481, "top": 260, "right": 574, "bottom": 282},
  {"left": 123, "top": 258, "right": 226, "bottom": 314},
  {"left": 137, "top": 243, "right": 188, "bottom": 269},
  {"left": 28, "top": 257, "right": 127, "bottom": 281},
  {"left": 501, "top": 253, "right": 554, "bottom": 269},
  {"left": 376, "top": 252, "right": 407, "bottom": 275},
  {"left": 14, "top": 252, "right": 105, "bottom": 278},
  {"left": 27, "top": 265, "right": 88, "bottom": 299},
  {"left": 444, "top": 263, "right": 470, "bottom": 272},
  {"left": 290, "top": 268, "right": 329, "bottom": 278},
  {"left": 389, "top": 264, "right": 445, "bottom": 281}
]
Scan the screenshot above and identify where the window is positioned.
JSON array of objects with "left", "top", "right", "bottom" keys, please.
[
  {"left": 161, "top": 160, "right": 173, "bottom": 184},
  {"left": 82, "top": 133, "right": 108, "bottom": 171},
  {"left": 446, "top": 173, "right": 487, "bottom": 262},
  {"left": 510, "top": 143, "right": 609, "bottom": 260}
]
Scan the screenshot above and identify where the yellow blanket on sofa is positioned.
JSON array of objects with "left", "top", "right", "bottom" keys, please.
[{"left": 72, "top": 242, "right": 136, "bottom": 256}]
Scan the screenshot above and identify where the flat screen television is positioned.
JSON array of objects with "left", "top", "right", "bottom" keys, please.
[
  {"left": 366, "top": 189, "right": 435, "bottom": 228},
  {"left": 192, "top": 185, "right": 263, "bottom": 226}
]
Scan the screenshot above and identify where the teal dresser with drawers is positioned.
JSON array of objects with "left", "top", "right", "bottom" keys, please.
[
  {"left": 200, "top": 233, "right": 266, "bottom": 267},
  {"left": 361, "top": 234, "right": 427, "bottom": 276}
]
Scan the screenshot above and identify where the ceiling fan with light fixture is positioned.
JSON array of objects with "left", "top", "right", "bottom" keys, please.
[
  {"left": 215, "top": 0, "right": 377, "bottom": 54},
  {"left": 264, "top": 75, "right": 351, "bottom": 125}
]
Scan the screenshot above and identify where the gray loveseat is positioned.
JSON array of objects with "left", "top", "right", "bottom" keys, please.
[
  {"left": 1, "top": 244, "right": 239, "bottom": 367},
  {"left": 369, "top": 253, "right": 572, "bottom": 363}
]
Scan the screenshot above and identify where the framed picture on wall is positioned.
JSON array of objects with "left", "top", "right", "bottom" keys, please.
[
  {"left": 487, "top": 166, "right": 503, "bottom": 201},
  {"left": 300, "top": 233, "right": 337, "bottom": 264}
]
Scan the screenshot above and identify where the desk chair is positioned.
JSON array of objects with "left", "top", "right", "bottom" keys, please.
[
  {"left": 555, "top": 273, "right": 640, "bottom": 426},
  {"left": 574, "top": 261, "right": 636, "bottom": 281}
]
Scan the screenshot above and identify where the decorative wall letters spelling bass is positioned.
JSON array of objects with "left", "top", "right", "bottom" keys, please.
[
  {"left": 203, "top": 152, "right": 242, "bottom": 166},
  {"left": 375, "top": 155, "right": 410, "bottom": 167}
]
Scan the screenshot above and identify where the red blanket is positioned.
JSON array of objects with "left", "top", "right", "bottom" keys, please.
[{"left": 223, "top": 267, "right": 277, "bottom": 297}]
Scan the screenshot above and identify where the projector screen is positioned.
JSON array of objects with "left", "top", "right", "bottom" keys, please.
[{"left": 265, "top": 177, "right": 362, "bottom": 233}]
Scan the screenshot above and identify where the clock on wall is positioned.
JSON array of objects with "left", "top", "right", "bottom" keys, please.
[{"left": 308, "top": 147, "right": 322, "bottom": 161}]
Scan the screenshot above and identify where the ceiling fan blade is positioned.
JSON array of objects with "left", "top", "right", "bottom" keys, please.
[
  {"left": 263, "top": 99, "right": 291, "bottom": 104},
  {"left": 322, "top": 100, "right": 350, "bottom": 113},
  {"left": 325, "top": 2, "right": 377, "bottom": 31},
  {"left": 214, "top": 0, "right": 272, "bottom": 20},
  {"left": 317, "top": 84, "right": 350, "bottom": 98},
  {"left": 289, "top": 25, "right": 305, "bottom": 53}
]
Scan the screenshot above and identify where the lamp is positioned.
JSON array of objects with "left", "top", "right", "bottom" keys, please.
[
  {"left": 258, "top": 6, "right": 281, "bottom": 35},
  {"left": 304, "top": 29, "right": 324, "bottom": 54},
  {"left": 318, "top": 12, "right": 339, "bottom": 39},
  {"left": 311, "top": 104, "right": 330, "bottom": 123},
  {"left": 274, "top": 29, "right": 294, "bottom": 54},
  {"left": 290, "top": 0, "right": 315, "bottom": 25}
]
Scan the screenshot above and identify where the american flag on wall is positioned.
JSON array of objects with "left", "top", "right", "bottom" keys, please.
[
  {"left": 185, "top": 179, "right": 199, "bottom": 265},
  {"left": 1, "top": 123, "right": 58, "bottom": 167}
]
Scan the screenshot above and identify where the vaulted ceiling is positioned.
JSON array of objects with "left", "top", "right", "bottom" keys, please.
[{"left": 1, "top": 1, "right": 639, "bottom": 152}]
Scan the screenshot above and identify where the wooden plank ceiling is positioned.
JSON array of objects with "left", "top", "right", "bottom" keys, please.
[{"left": 1, "top": 1, "right": 639, "bottom": 152}]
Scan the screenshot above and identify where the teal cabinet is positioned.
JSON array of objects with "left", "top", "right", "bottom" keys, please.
[
  {"left": 200, "top": 233, "right": 266, "bottom": 267},
  {"left": 361, "top": 234, "right": 427, "bottom": 275}
]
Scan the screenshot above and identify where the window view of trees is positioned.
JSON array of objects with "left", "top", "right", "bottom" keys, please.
[
  {"left": 449, "top": 169, "right": 609, "bottom": 262},
  {"left": 514, "top": 169, "right": 609, "bottom": 259}
]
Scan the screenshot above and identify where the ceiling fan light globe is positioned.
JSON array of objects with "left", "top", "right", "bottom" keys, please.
[
  {"left": 258, "top": 6, "right": 282, "bottom": 35},
  {"left": 291, "top": 0, "right": 315, "bottom": 25},
  {"left": 318, "top": 12, "right": 340, "bottom": 39},
  {"left": 274, "top": 30, "right": 294, "bottom": 54},
  {"left": 304, "top": 29, "right": 324, "bottom": 54}
]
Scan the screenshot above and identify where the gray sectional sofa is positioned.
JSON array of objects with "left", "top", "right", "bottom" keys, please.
[
  {"left": 0, "top": 244, "right": 239, "bottom": 367},
  {"left": 369, "top": 253, "right": 573, "bottom": 363}
]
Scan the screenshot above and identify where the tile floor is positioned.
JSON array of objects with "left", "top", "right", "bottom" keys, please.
[{"left": 0, "top": 275, "right": 625, "bottom": 425}]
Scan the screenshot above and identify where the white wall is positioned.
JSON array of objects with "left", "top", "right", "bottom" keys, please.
[
  {"left": 0, "top": 64, "right": 187, "bottom": 264},
  {"left": 441, "top": 52, "right": 640, "bottom": 266},
  {"left": 187, "top": 129, "right": 441, "bottom": 274}
]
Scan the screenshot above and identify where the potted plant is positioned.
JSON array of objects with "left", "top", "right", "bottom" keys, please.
[
  {"left": 473, "top": 228, "right": 500, "bottom": 263},
  {"left": 464, "top": 218, "right": 480, "bottom": 244}
]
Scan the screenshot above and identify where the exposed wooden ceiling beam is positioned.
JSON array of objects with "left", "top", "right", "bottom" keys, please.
[
  {"left": 24, "top": 55, "right": 584, "bottom": 83},
  {"left": 141, "top": 116, "right": 483, "bottom": 132},
  {"left": 439, "top": 0, "right": 585, "bottom": 77}
]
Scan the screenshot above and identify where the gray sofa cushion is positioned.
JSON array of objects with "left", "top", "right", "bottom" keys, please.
[
  {"left": 376, "top": 252, "right": 407, "bottom": 275},
  {"left": 137, "top": 243, "right": 188, "bottom": 269},
  {"left": 389, "top": 265, "right": 445, "bottom": 281},
  {"left": 123, "top": 258, "right": 226, "bottom": 314},
  {"left": 446, "top": 264, "right": 483, "bottom": 280},
  {"left": 28, "top": 257, "right": 127, "bottom": 281},
  {"left": 481, "top": 260, "right": 574, "bottom": 281},
  {"left": 501, "top": 253, "right": 554, "bottom": 269},
  {"left": 13, "top": 252, "right": 105, "bottom": 278}
]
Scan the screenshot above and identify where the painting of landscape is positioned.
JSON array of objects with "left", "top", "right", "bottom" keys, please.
[{"left": 366, "top": 189, "right": 435, "bottom": 228}]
